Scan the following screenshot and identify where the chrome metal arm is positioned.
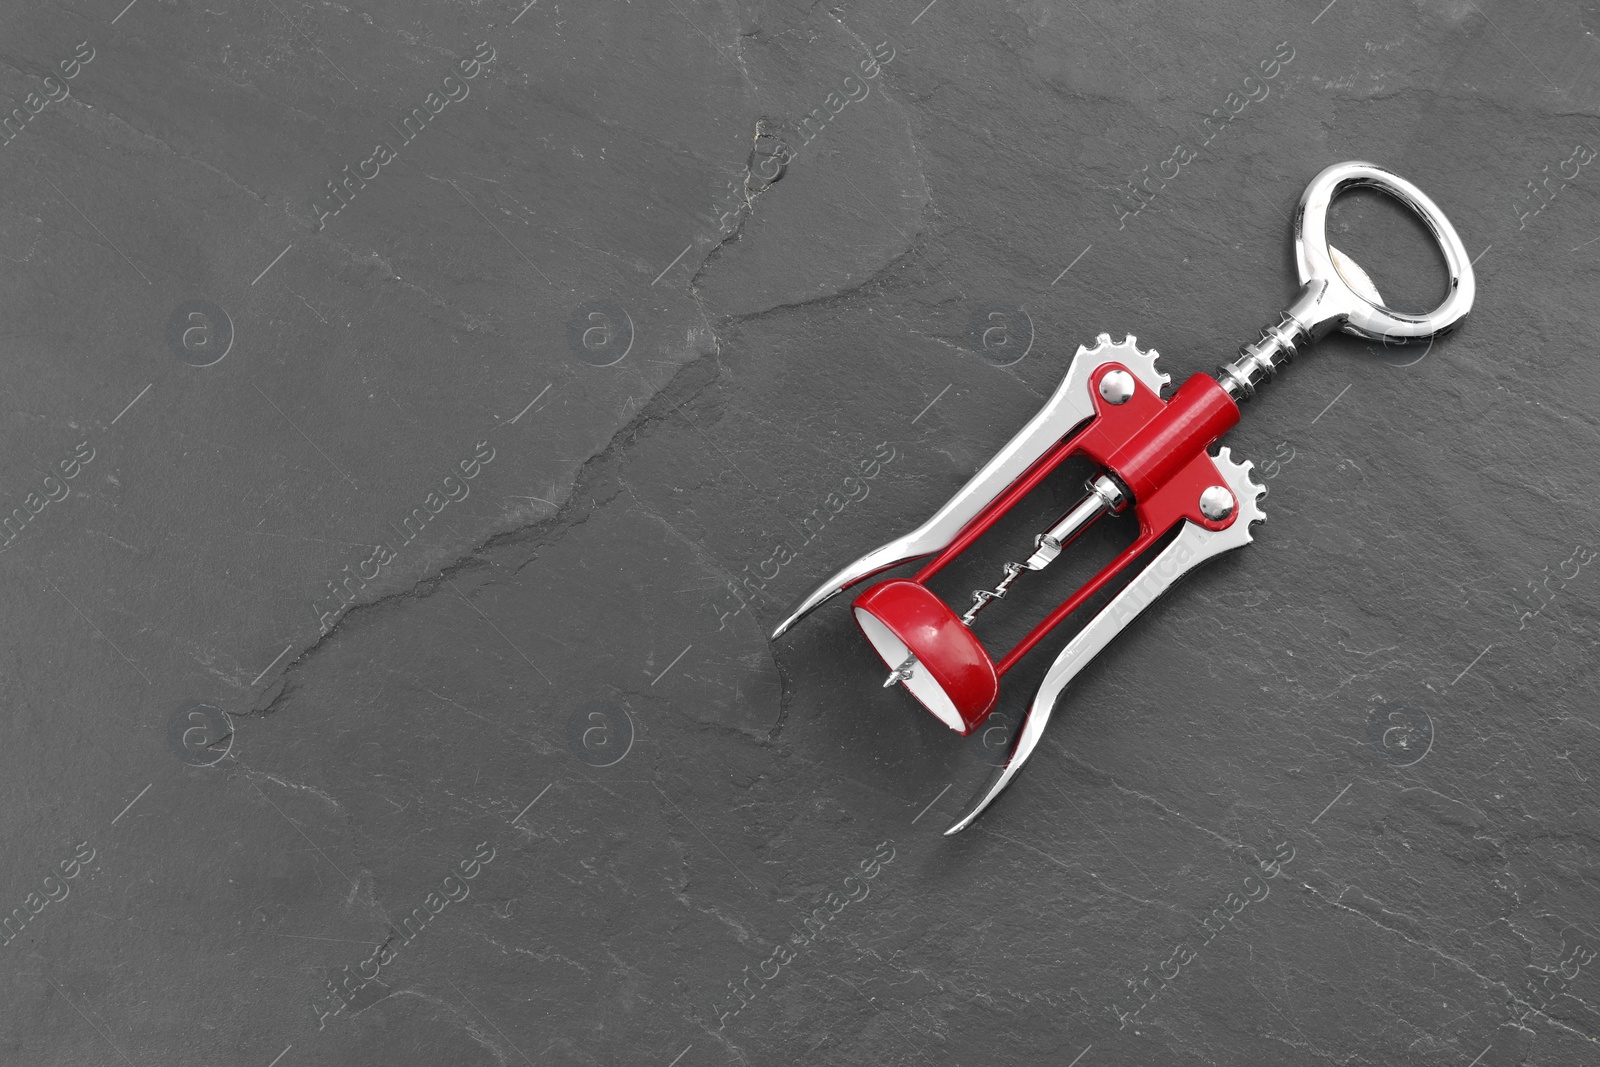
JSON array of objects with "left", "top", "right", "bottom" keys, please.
[{"left": 945, "top": 449, "right": 1265, "bottom": 834}]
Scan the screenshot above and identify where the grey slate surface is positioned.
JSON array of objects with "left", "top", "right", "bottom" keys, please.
[{"left": 2, "top": 0, "right": 1599, "bottom": 1064}]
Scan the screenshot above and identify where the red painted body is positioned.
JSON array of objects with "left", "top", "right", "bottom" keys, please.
[
  {"left": 852, "top": 363, "right": 1242, "bottom": 731},
  {"left": 1102, "top": 375, "right": 1239, "bottom": 502}
]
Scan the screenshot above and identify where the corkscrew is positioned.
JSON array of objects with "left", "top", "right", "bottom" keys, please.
[{"left": 770, "top": 162, "right": 1476, "bottom": 833}]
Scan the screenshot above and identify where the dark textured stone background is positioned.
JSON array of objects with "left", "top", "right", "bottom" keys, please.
[{"left": 3, "top": 0, "right": 1599, "bottom": 1064}]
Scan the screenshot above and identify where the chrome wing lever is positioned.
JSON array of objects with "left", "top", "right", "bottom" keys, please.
[
  {"left": 944, "top": 449, "right": 1265, "bottom": 834},
  {"left": 769, "top": 337, "right": 1170, "bottom": 640}
]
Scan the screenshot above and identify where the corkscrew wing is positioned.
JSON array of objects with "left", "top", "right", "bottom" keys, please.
[
  {"left": 944, "top": 448, "right": 1266, "bottom": 834},
  {"left": 770, "top": 335, "right": 1170, "bottom": 640}
]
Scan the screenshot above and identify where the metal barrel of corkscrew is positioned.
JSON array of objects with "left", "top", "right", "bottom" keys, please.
[{"left": 770, "top": 161, "right": 1477, "bottom": 834}]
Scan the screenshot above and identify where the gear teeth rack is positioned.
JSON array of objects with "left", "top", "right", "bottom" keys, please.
[{"left": 770, "top": 161, "right": 1478, "bottom": 833}]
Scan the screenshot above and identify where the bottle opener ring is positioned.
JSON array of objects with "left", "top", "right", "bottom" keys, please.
[
  {"left": 1289, "top": 160, "right": 1475, "bottom": 345},
  {"left": 771, "top": 161, "right": 1476, "bottom": 834}
]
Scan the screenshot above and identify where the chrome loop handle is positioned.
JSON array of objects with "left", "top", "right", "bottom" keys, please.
[
  {"left": 1219, "top": 161, "right": 1477, "bottom": 400},
  {"left": 1293, "top": 160, "right": 1476, "bottom": 343}
]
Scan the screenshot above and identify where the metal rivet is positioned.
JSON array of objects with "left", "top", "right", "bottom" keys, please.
[
  {"left": 1199, "top": 485, "right": 1234, "bottom": 521},
  {"left": 1099, "top": 369, "right": 1135, "bottom": 405}
]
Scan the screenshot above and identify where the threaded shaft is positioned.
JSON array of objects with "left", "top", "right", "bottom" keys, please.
[{"left": 1217, "top": 313, "right": 1312, "bottom": 402}]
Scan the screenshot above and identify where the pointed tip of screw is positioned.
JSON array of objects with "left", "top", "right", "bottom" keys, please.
[{"left": 884, "top": 655, "right": 917, "bottom": 687}]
